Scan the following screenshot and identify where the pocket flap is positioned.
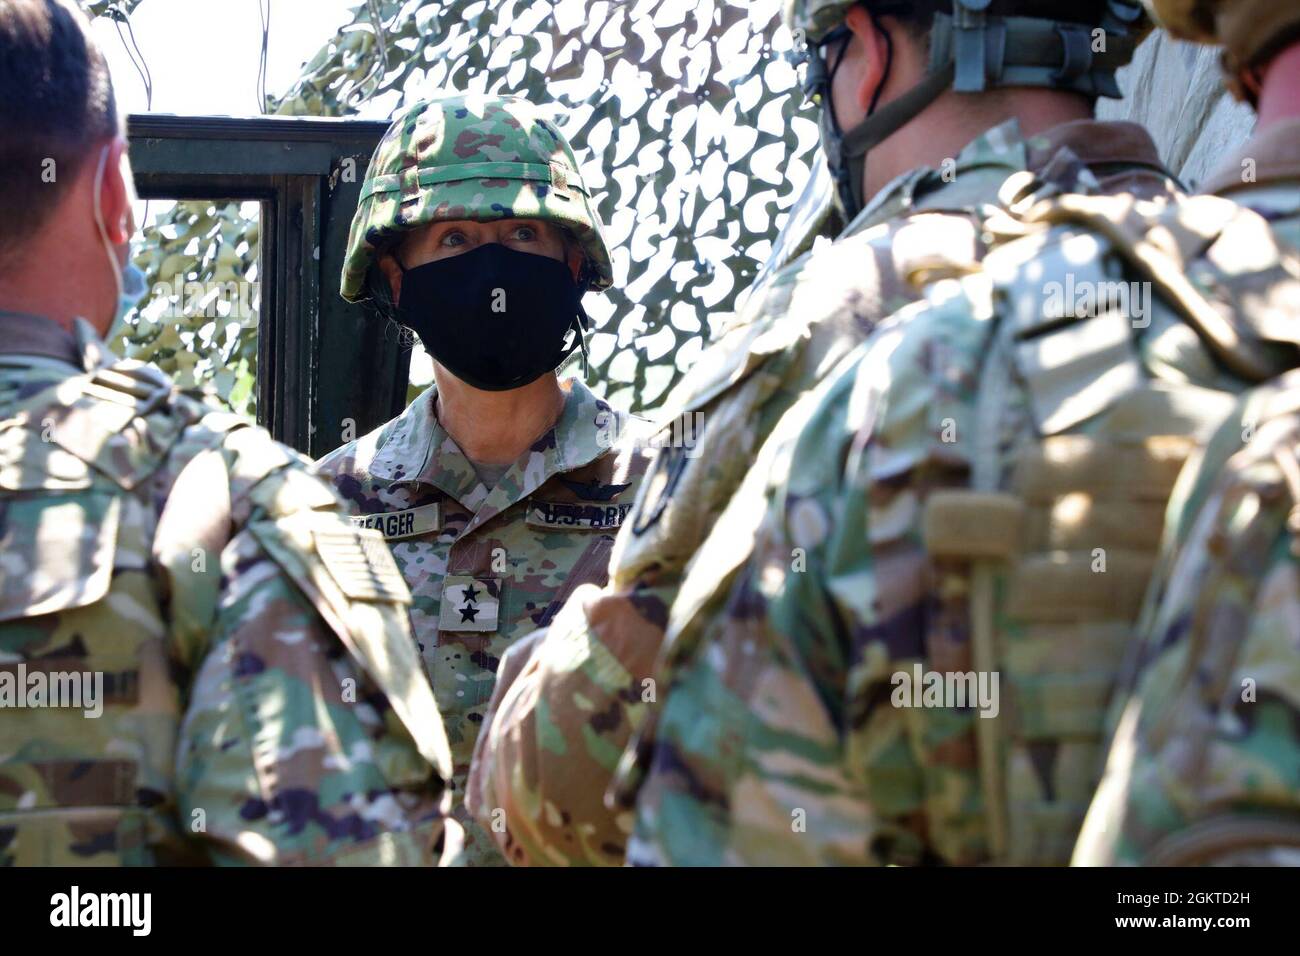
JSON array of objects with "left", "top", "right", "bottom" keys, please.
[{"left": 0, "top": 491, "right": 120, "bottom": 622}]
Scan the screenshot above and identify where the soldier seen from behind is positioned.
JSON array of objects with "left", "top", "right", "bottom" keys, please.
[
  {"left": 609, "top": 1, "right": 1300, "bottom": 865},
  {"left": 1075, "top": 0, "right": 1300, "bottom": 866},
  {"left": 0, "top": 0, "right": 453, "bottom": 866}
]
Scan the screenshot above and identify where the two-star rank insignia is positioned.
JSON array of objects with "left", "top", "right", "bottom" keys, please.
[{"left": 439, "top": 575, "right": 501, "bottom": 632}]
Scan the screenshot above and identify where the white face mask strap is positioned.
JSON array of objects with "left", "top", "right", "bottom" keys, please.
[{"left": 93, "top": 143, "right": 125, "bottom": 309}]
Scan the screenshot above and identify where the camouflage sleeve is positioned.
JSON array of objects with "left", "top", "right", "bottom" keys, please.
[
  {"left": 465, "top": 626, "right": 545, "bottom": 824},
  {"left": 1074, "top": 386, "right": 1300, "bottom": 866},
  {"left": 624, "top": 350, "right": 897, "bottom": 864},
  {"left": 467, "top": 583, "right": 668, "bottom": 865},
  {"left": 167, "top": 424, "right": 452, "bottom": 865}
]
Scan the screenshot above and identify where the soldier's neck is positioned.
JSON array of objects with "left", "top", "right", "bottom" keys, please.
[
  {"left": 0, "top": 280, "right": 101, "bottom": 338},
  {"left": 862, "top": 87, "right": 1094, "bottom": 204},
  {"left": 432, "top": 367, "right": 566, "bottom": 467},
  {"left": 0, "top": 195, "right": 114, "bottom": 338},
  {"left": 1256, "top": 42, "right": 1300, "bottom": 130}
]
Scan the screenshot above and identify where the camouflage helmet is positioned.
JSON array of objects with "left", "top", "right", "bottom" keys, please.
[
  {"left": 786, "top": 2, "right": 1152, "bottom": 48},
  {"left": 1143, "top": 0, "right": 1216, "bottom": 41},
  {"left": 1145, "top": 1, "right": 1300, "bottom": 95},
  {"left": 341, "top": 93, "right": 613, "bottom": 302},
  {"left": 787, "top": 1, "right": 1150, "bottom": 218},
  {"left": 786, "top": 0, "right": 863, "bottom": 44}
]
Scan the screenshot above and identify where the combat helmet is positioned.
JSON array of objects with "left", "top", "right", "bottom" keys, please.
[
  {"left": 787, "top": 1, "right": 1151, "bottom": 218},
  {"left": 1144, "top": 0, "right": 1300, "bottom": 102},
  {"left": 341, "top": 93, "right": 613, "bottom": 303}
]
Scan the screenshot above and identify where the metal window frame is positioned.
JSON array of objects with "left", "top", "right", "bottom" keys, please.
[{"left": 127, "top": 114, "right": 410, "bottom": 457}]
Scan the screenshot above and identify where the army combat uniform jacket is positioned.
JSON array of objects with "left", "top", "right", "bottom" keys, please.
[
  {"left": 318, "top": 376, "right": 648, "bottom": 866},
  {"left": 0, "top": 314, "right": 451, "bottom": 866},
  {"left": 616, "top": 145, "right": 1300, "bottom": 865},
  {"left": 468, "top": 118, "right": 1180, "bottom": 866},
  {"left": 1074, "top": 119, "right": 1300, "bottom": 866}
]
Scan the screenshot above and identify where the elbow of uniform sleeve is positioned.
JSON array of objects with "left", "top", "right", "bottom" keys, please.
[
  {"left": 176, "top": 527, "right": 446, "bottom": 866},
  {"left": 471, "top": 582, "right": 668, "bottom": 865}
]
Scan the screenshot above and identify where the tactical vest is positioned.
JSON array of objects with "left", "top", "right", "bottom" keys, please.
[
  {"left": 0, "top": 361, "right": 251, "bottom": 865},
  {"left": 2, "top": 354, "right": 456, "bottom": 866},
  {"left": 922, "top": 191, "right": 1300, "bottom": 864},
  {"left": 1126, "top": 372, "right": 1300, "bottom": 865}
]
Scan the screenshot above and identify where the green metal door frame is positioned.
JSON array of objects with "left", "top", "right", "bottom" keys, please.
[{"left": 127, "top": 114, "right": 410, "bottom": 458}]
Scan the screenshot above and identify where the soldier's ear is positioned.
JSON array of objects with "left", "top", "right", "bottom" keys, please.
[
  {"left": 843, "top": 4, "right": 892, "bottom": 115},
  {"left": 560, "top": 231, "right": 584, "bottom": 285},
  {"left": 97, "top": 137, "right": 134, "bottom": 246},
  {"left": 376, "top": 251, "right": 403, "bottom": 306}
]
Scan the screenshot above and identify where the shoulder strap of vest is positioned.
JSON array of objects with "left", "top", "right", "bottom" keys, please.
[
  {"left": 0, "top": 359, "right": 224, "bottom": 492},
  {"left": 1013, "top": 192, "right": 1300, "bottom": 383},
  {"left": 1137, "top": 405, "right": 1300, "bottom": 864}
]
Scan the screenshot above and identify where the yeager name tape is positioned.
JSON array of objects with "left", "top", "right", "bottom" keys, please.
[{"left": 349, "top": 503, "right": 441, "bottom": 540}]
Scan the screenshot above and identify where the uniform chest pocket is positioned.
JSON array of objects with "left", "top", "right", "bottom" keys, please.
[{"left": 0, "top": 490, "right": 121, "bottom": 622}]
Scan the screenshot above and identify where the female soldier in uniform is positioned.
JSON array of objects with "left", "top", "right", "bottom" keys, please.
[{"left": 319, "top": 93, "right": 648, "bottom": 866}]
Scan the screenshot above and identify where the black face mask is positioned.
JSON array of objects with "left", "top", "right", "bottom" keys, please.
[{"left": 396, "top": 242, "right": 587, "bottom": 391}]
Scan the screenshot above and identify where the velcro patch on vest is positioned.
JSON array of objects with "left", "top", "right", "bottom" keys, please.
[
  {"left": 526, "top": 500, "right": 632, "bottom": 531},
  {"left": 349, "top": 503, "right": 441, "bottom": 540},
  {"left": 27, "top": 758, "right": 139, "bottom": 808},
  {"left": 313, "top": 528, "right": 411, "bottom": 604},
  {"left": 439, "top": 575, "right": 501, "bottom": 633},
  {"left": 0, "top": 661, "right": 139, "bottom": 708}
]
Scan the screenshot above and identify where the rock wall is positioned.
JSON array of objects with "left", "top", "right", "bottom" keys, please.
[{"left": 1099, "top": 31, "right": 1257, "bottom": 189}]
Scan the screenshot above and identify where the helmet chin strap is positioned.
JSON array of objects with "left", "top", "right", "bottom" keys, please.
[
  {"left": 828, "top": 62, "right": 956, "bottom": 219},
  {"left": 573, "top": 304, "right": 590, "bottom": 379},
  {"left": 821, "top": 6, "right": 957, "bottom": 221},
  {"left": 814, "top": 0, "right": 1147, "bottom": 222},
  {"left": 819, "top": 8, "right": 892, "bottom": 220}
]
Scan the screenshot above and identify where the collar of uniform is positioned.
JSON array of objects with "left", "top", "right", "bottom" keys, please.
[
  {"left": 839, "top": 118, "right": 1032, "bottom": 240},
  {"left": 367, "top": 382, "right": 494, "bottom": 509},
  {"left": 944, "top": 117, "right": 1031, "bottom": 177},
  {"left": 1199, "top": 118, "right": 1300, "bottom": 198},
  {"left": 838, "top": 165, "right": 931, "bottom": 239},
  {"left": 458, "top": 376, "right": 616, "bottom": 536},
  {"left": 0, "top": 312, "right": 89, "bottom": 371},
  {"left": 366, "top": 383, "right": 441, "bottom": 484},
  {"left": 544, "top": 375, "right": 618, "bottom": 474},
  {"left": 1026, "top": 119, "right": 1163, "bottom": 178},
  {"left": 715, "top": 120, "right": 1034, "bottom": 369},
  {"left": 368, "top": 376, "right": 616, "bottom": 518}
]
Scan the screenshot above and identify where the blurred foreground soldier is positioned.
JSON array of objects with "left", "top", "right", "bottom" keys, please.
[
  {"left": 0, "top": 0, "right": 452, "bottom": 865},
  {"left": 1074, "top": 0, "right": 1300, "bottom": 866},
  {"left": 611, "top": 9, "right": 1300, "bottom": 865},
  {"left": 320, "top": 94, "right": 649, "bottom": 866},
  {"left": 469, "top": 0, "right": 1176, "bottom": 865}
]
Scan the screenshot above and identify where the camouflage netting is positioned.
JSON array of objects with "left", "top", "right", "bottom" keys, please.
[
  {"left": 127, "top": 202, "right": 262, "bottom": 417},
  {"left": 99, "top": 0, "right": 821, "bottom": 415}
]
